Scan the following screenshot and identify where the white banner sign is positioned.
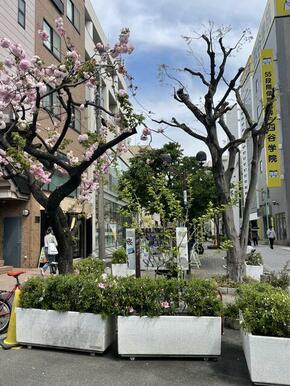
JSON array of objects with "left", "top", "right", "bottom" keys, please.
[
  {"left": 126, "top": 228, "right": 136, "bottom": 270},
  {"left": 176, "top": 227, "right": 189, "bottom": 270}
]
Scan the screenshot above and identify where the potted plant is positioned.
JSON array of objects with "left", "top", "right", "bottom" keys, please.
[
  {"left": 223, "top": 303, "right": 240, "bottom": 330},
  {"left": 237, "top": 283, "right": 290, "bottom": 385},
  {"left": 113, "top": 277, "right": 222, "bottom": 358},
  {"left": 244, "top": 251, "right": 263, "bottom": 281},
  {"left": 16, "top": 275, "right": 115, "bottom": 354},
  {"left": 111, "top": 248, "right": 129, "bottom": 277},
  {"left": 74, "top": 256, "right": 105, "bottom": 278}
]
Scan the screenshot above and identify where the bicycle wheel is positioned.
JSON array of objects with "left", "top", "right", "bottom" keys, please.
[{"left": 0, "top": 300, "right": 11, "bottom": 334}]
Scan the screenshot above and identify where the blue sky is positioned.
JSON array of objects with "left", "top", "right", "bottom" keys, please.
[{"left": 91, "top": 0, "right": 267, "bottom": 156}]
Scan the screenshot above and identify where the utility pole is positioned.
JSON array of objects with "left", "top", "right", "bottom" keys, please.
[{"left": 95, "top": 72, "right": 105, "bottom": 260}]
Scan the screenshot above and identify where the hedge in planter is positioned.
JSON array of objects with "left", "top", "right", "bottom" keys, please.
[
  {"left": 112, "top": 248, "right": 127, "bottom": 264},
  {"left": 20, "top": 275, "right": 117, "bottom": 315},
  {"left": 237, "top": 283, "right": 290, "bottom": 338},
  {"left": 110, "top": 276, "right": 222, "bottom": 317},
  {"left": 112, "top": 277, "right": 223, "bottom": 358},
  {"left": 17, "top": 275, "right": 116, "bottom": 353},
  {"left": 237, "top": 283, "right": 290, "bottom": 385}
]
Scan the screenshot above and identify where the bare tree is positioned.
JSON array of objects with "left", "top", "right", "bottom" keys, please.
[{"left": 156, "top": 25, "right": 274, "bottom": 281}]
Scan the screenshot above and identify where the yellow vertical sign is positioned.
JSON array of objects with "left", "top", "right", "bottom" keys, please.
[
  {"left": 275, "top": 0, "right": 290, "bottom": 16},
  {"left": 261, "top": 49, "right": 281, "bottom": 188}
]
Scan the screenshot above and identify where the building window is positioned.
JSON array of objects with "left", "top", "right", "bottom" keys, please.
[
  {"left": 70, "top": 106, "right": 81, "bottom": 132},
  {"left": 67, "top": 0, "right": 80, "bottom": 32},
  {"left": 50, "top": 0, "right": 64, "bottom": 14},
  {"left": 42, "top": 86, "right": 61, "bottom": 118},
  {"left": 43, "top": 20, "right": 61, "bottom": 59},
  {"left": 18, "top": 0, "right": 26, "bottom": 29}
]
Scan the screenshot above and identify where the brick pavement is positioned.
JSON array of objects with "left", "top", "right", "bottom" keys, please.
[{"left": 0, "top": 269, "right": 42, "bottom": 292}]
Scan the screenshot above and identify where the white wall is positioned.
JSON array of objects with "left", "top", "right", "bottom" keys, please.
[{"left": 0, "top": 0, "right": 35, "bottom": 61}]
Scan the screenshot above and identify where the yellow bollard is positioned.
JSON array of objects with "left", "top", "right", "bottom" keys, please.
[{"left": 1, "top": 288, "right": 21, "bottom": 349}]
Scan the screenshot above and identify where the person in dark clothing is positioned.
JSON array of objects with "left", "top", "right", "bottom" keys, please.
[{"left": 251, "top": 229, "right": 259, "bottom": 246}]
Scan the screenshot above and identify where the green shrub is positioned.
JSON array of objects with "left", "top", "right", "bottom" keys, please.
[
  {"left": 245, "top": 251, "right": 263, "bottom": 266},
  {"left": 20, "top": 276, "right": 222, "bottom": 318},
  {"left": 223, "top": 303, "right": 239, "bottom": 319},
  {"left": 74, "top": 257, "right": 104, "bottom": 277},
  {"left": 112, "top": 248, "right": 127, "bottom": 264},
  {"left": 237, "top": 283, "right": 290, "bottom": 338},
  {"left": 20, "top": 275, "right": 117, "bottom": 317},
  {"left": 112, "top": 276, "right": 222, "bottom": 317},
  {"left": 262, "top": 264, "right": 290, "bottom": 290},
  {"left": 212, "top": 275, "right": 239, "bottom": 288},
  {"left": 212, "top": 274, "right": 257, "bottom": 288}
]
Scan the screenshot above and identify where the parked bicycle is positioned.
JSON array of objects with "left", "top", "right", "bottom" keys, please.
[{"left": 0, "top": 270, "right": 25, "bottom": 334}]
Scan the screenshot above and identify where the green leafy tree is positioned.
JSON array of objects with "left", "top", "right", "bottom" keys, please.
[{"left": 119, "top": 143, "right": 217, "bottom": 225}]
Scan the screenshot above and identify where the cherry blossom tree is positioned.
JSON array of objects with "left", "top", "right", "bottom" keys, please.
[{"left": 0, "top": 18, "right": 144, "bottom": 273}]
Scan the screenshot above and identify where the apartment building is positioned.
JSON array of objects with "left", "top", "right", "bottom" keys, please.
[
  {"left": 84, "top": 0, "right": 130, "bottom": 256},
  {"left": 0, "top": 0, "right": 116, "bottom": 270},
  {"left": 0, "top": 0, "right": 36, "bottom": 271},
  {"left": 239, "top": 0, "right": 290, "bottom": 243}
]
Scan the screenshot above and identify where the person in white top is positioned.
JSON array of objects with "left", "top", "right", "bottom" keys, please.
[
  {"left": 41, "top": 227, "right": 58, "bottom": 275},
  {"left": 266, "top": 226, "right": 276, "bottom": 249}
]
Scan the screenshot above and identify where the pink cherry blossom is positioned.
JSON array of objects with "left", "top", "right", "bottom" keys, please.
[
  {"left": 0, "top": 38, "right": 11, "bottom": 48},
  {"left": 118, "top": 89, "right": 127, "bottom": 97},
  {"left": 161, "top": 301, "right": 170, "bottom": 309},
  {"left": 19, "top": 59, "right": 31, "bottom": 71},
  {"left": 78, "top": 134, "right": 88, "bottom": 143},
  {"left": 38, "top": 29, "right": 49, "bottom": 41},
  {"left": 79, "top": 104, "right": 85, "bottom": 111},
  {"left": 84, "top": 143, "right": 98, "bottom": 161},
  {"left": 4, "top": 58, "right": 14, "bottom": 68},
  {"left": 29, "top": 164, "right": 51, "bottom": 184},
  {"left": 55, "top": 17, "right": 65, "bottom": 36},
  {"left": 10, "top": 43, "right": 25, "bottom": 58},
  {"left": 98, "top": 282, "right": 106, "bottom": 289}
]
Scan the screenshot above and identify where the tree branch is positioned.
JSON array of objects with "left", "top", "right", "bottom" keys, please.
[
  {"left": 176, "top": 88, "right": 206, "bottom": 125},
  {"left": 184, "top": 67, "right": 209, "bottom": 86}
]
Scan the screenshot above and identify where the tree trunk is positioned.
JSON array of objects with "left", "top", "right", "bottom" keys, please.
[
  {"left": 223, "top": 207, "right": 244, "bottom": 282},
  {"left": 214, "top": 215, "right": 220, "bottom": 247},
  {"left": 211, "top": 149, "right": 244, "bottom": 281},
  {"left": 47, "top": 206, "right": 74, "bottom": 274}
]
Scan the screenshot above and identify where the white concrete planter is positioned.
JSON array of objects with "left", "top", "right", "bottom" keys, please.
[
  {"left": 111, "top": 264, "right": 134, "bottom": 277},
  {"left": 16, "top": 308, "right": 114, "bottom": 353},
  {"left": 244, "top": 263, "right": 263, "bottom": 281},
  {"left": 241, "top": 328, "right": 290, "bottom": 385},
  {"left": 118, "top": 316, "right": 221, "bottom": 358}
]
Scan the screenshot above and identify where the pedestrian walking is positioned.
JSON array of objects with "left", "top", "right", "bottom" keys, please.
[
  {"left": 41, "top": 227, "right": 58, "bottom": 275},
  {"left": 267, "top": 226, "right": 276, "bottom": 249},
  {"left": 251, "top": 229, "right": 259, "bottom": 246}
]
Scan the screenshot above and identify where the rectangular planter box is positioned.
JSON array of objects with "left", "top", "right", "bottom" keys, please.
[
  {"left": 118, "top": 316, "right": 221, "bottom": 357},
  {"left": 241, "top": 328, "right": 290, "bottom": 385},
  {"left": 16, "top": 308, "right": 114, "bottom": 353},
  {"left": 244, "top": 263, "right": 263, "bottom": 281}
]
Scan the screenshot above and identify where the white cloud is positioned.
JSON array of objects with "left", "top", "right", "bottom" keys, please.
[
  {"left": 90, "top": 0, "right": 268, "bottom": 157},
  {"left": 91, "top": 0, "right": 266, "bottom": 51}
]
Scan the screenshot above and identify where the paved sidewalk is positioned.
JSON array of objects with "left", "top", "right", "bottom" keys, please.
[
  {"left": 254, "top": 244, "right": 290, "bottom": 273},
  {"left": 0, "top": 328, "right": 251, "bottom": 386}
]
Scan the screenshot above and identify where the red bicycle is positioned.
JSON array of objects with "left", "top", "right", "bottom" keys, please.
[{"left": 0, "top": 270, "right": 25, "bottom": 334}]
